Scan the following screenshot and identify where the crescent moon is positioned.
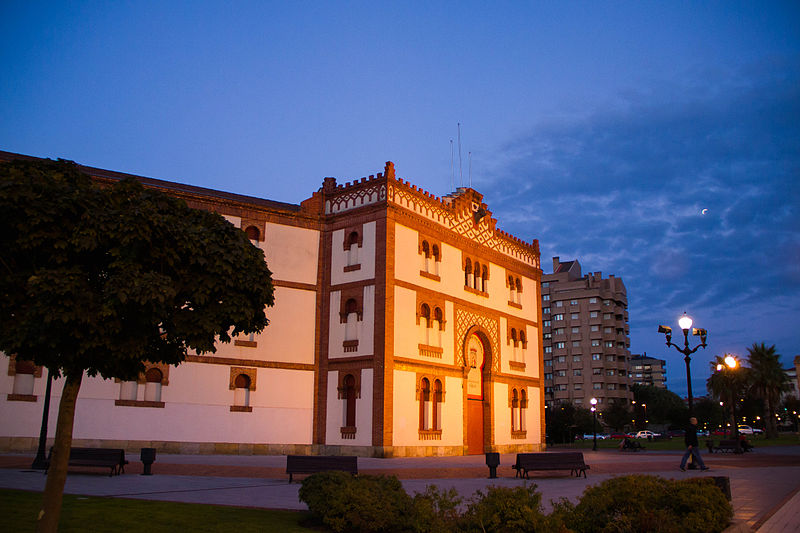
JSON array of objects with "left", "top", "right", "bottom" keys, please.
[{"left": 701, "top": 209, "right": 708, "bottom": 215}]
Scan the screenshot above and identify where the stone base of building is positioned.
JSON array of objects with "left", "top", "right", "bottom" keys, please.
[{"left": 1, "top": 438, "right": 545, "bottom": 457}]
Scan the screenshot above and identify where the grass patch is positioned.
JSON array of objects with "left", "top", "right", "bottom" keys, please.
[{"left": 0, "top": 489, "right": 317, "bottom": 532}]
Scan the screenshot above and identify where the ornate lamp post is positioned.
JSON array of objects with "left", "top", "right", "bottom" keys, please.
[
  {"left": 590, "top": 397, "right": 598, "bottom": 451},
  {"left": 658, "top": 312, "right": 707, "bottom": 413}
]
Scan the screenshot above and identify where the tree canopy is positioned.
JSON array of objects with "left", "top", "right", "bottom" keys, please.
[
  {"left": 746, "top": 343, "right": 790, "bottom": 439},
  {"left": 0, "top": 158, "right": 274, "bottom": 380},
  {"left": 1, "top": 158, "right": 275, "bottom": 532}
]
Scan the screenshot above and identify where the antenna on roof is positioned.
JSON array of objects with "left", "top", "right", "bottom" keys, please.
[
  {"left": 468, "top": 151, "right": 472, "bottom": 188},
  {"left": 450, "top": 139, "right": 454, "bottom": 192},
  {"left": 457, "top": 123, "right": 463, "bottom": 187}
]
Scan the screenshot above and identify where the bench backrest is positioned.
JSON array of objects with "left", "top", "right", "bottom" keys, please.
[
  {"left": 517, "top": 452, "right": 586, "bottom": 467},
  {"left": 718, "top": 440, "right": 739, "bottom": 447},
  {"left": 69, "top": 448, "right": 126, "bottom": 463},
  {"left": 286, "top": 455, "right": 358, "bottom": 473}
]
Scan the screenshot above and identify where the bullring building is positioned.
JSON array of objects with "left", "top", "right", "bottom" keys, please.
[{"left": 0, "top": 151, "right": 544, "bottom": 457}]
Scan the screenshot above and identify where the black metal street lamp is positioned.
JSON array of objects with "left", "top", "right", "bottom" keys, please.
[
  {"left": 658, "top": 312, "right": 707, "bottom": 413},
  {"left": 590, "top": 397, "right": 598, "bottom": 451}
]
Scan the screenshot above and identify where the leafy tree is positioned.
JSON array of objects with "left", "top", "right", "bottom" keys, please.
[
  {"left": 602, "top": 402, "right": 631, "bottom": 432},
  {"left": 632, "top": 384, "right": 688, "bottom": 428},
  {"left": 545, "top": 402, "right": 595, "bottom": 443},
  {"left": 706, "top": 355, "right": 749, "bottom": 435},
  {"left": 0, "top": 159, "right": 274, "bottom": 532},
  {"left": 746, "top": 343, "right": 790, "bottom": 438},
  {"left": 692, "top": 396, "right": 724, "bottom": 432}
]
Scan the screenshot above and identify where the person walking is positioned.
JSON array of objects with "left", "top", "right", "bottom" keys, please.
[{"left": 680, "top": 417, "right": 709, "bottom": 471}]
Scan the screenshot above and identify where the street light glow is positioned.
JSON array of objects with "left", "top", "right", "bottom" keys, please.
[
  {"left": 724, "top": 355, "right": 738, "bottom": 369},
  {"left": 678, "top": 313, "right": 693, "bottom": 331}
]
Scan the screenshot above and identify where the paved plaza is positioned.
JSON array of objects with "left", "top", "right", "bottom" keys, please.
[{"left": 1, "top": 446, "right": 799, "bottom": 531}]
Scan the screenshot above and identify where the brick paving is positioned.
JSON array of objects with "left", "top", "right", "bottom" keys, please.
[{"left": 1, "top": 446, "right": 799, "bottom": 531}]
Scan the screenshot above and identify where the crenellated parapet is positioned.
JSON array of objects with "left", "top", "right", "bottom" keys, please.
[{"left": 315, "top": 161, "right": 539, "bottom": 268}]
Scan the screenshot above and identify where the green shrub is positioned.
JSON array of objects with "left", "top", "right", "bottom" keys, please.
[
  {"left": 298, "top": 471, "right": 414, "bottom": 533},
  {"left": 410, "top": 485, "right": 463, "bottom": 533},
  {"left": 460, "top": 484, "right": 559, "bottom": 533},
  {"left": 562, "top": 475, "right": 732, "bottom": 533}
]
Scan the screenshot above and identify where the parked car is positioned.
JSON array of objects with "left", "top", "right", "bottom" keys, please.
[
  {"left": 582, "top": 433, "right": 608, "bottom": 440},
  {"left": 634, "top": 430, "right": 661, "bottom": 439},
  {"left": 610, "top": 433, "right": 629, "bottom": 439},
  {"left": 737, "top": 425, "right": 764, "bottom": 435},
  {"left": 667, "top": 429, "right": 685, "bottom": 438}
]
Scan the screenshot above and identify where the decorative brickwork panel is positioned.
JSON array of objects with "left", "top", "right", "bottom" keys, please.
[
  {"left": 455, "top": 309, "right": 499, "bottom": 371},
  {"left": 229, "top": 367, "right": 257, "bottom": 391}
]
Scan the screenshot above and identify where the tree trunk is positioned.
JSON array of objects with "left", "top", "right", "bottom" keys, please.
[
  {"left": 36, "top": 372, "right": 83, "bottom": 533},
  {"left": 766, "top": 397, "right": 779, "bottom": 439}
]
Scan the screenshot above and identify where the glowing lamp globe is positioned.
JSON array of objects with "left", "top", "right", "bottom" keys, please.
[
  {"left": 724, "top": 355, "right": 737, "bottom": 369},
  {"left": 678, "top": 314, "right": 693, "bottom": 331}
]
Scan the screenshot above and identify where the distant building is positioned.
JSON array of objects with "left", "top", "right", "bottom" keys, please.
[
  {"left": 629, "top": 353, "right": 667, "bottom": 389},
  {"left": 540, "top": 257, "right": 633, "bottom": 409},
  {"left": 785, "top": 356, "right": 799, "bottom": 400}
]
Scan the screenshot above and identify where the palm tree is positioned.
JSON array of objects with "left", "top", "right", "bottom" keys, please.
[
  {"left": 706, "top": 355, "right": 749, "bottom": 435},
  {"left": 747, "top": 343, "right": 790, "bottom": 439}
]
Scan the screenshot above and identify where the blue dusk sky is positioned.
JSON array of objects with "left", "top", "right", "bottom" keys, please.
[{"left": 2, "top": 2, "right": 798, "bottom": 398}]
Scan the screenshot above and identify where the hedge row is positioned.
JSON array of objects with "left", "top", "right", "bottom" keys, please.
[{"left": 298, "top": 472, "right": 732, "bottom": 533}]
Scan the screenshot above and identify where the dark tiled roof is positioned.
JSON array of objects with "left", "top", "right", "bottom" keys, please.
[
  {"left": 554, "top": 260, "right": 575, "bottom": 273},
  {"left": 0, "top": 150, "right": 302, "bottom": 213}
]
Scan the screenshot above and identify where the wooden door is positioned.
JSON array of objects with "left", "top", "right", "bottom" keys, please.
[{"left": 467, "top": 398, "right": 484, "bottom": 454}]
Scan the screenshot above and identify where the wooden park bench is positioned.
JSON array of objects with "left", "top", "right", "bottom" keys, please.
[
  {"left": 286, "top": 455, "right": 358, "bottom": 483},
  {"left": 707, "top": 439, "right": 744, "bottom": 454},
  {"left": 513, "top": 452, "right": 589, "bottom": 479},
  {"left": 44, "top": 447, "right": 128, "bottom": 476}
]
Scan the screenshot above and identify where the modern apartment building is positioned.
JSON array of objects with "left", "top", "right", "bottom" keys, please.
[
  {"left": 629, "top": 353, "right": 667, "bottom": 389},
  {"left": 541, "top": 257, "right": 633, "bottom": 409}
]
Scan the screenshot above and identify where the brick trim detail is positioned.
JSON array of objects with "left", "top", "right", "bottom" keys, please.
[
  {"left": 337, "top": 369, "right": 362, "bottom": 399},
  {"left": 6, "top": 355, "right": 43, "bottom": 378},
  {"left": 114, "top": 400, "right": 165, "bottom": 408},
  {"left": 7, "top": 394, "right": 37, "bottom": 402},
  {"left": 230, "top": 405, "right": 253, "bottom": 412},
  {"left": 229, "top": 367, "right": 257, "bottom": 391}
]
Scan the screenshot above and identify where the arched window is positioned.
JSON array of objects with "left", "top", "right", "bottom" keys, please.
[
  {"left": 473, "top": 261, "right": 481, "bottom": 290},
  {"left": 511, "top": 328, "right": 518, "bottom": 362},
  {"left": 511, "top": 388, "right": 520, "bottom": 431},
  {"left": 515, "top": 278, "right": 523, "bottom": 303},
  {"left": 343, "top": 374, "right": 356, "bottom": 428},
  {"left": 432, "top": 307, "right": 444, "bottom": 347},
  {"left": 347, "top": 231, "right": 359, "bottom": 266},
  {"left": 234, "top": 374, "right": 251, "bottom": 407},
  {"left": 12, "top": 359, "right": 36, "bottom": 396},
  {"left": 144, "top": 368, "right": 163, "bottom": 402},
  {"left": 345, "top": 298, "right": 359, "bottom": 341},
  {"left": 119, "top": 379, "right": 138, "bottom": 401},
  {"left": 481, "top": 265, "right": 489, "bottom": 292},
  {"left": 419, "top": 378, "right": 431, "bottom": 430},
  {"left": 433, "top": 379, "right": 443, "bottom": 431},
  {"left": 244, "top": 225, "right": 260, "bottom": 242},
  {"left": 519, "top": 330, "right": 527, "bottom": 362},
  {"left": 421, "top": 240, "right": 430, "bottom": 272},
  {"left": 509, "top": 275, "right": 516, "bottom": 302},
  {"left": 419, "top": 304, "right": 431, "bottom": 345},
  {"left": 464, "top": 258, "right": 472, "bottom": 287},
  {"left": 520, "top": 389, "right": 528, "bottom": 431},
  {"left": 431, "top": 245, "right": 440, "bottom": 275}
]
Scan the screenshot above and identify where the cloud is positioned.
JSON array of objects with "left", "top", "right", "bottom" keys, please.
[{"left": 483, "top": 56, "right": 800, "bottom": 392}]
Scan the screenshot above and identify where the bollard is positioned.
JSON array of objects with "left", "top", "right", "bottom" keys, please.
[
  {"left": 140, "top": 447, "right": 156, "bottom": 476},
  {"left": 485, "top": 452, "right": 500, "bottom": 479},
  {"left": 711, "top": 476, "right": 732, "bottom": 501}
]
